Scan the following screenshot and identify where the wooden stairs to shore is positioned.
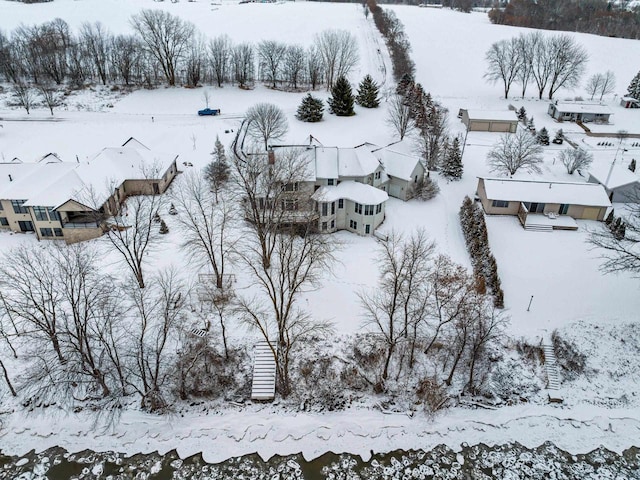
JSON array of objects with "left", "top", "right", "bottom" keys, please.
[
  {"left": 251, "top": 341, "right": 277, "bottom": 401},
  {"left": 543, "top": 343, "right": 561, "bottom": 390}
]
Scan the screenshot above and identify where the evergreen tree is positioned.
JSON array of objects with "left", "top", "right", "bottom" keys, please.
[
  {"left": 396, "top": 73, "right": 414, "bottom": 97},
  {"left": 356, "top": 74, "right": 380, "bottom": 108},
  {"left": 605, "top": 209, "right": 615, "bottom": 226},
  {"left": 629, "top": 158, "right": 637, "bottom": 172},
  {"left": 153, "top": 211, "right": 161, "bottom": 223},
  {"left": 626, "top": 71, "right": 640, "bottom": 99},
  {"left": 527, "top": 116, "right": 535, "bottom": 133},
  {"left": 204, "top": 136, "right": 230, "bottom": 201},
  {"left": 553, "top": 128, "right": 564, "bottom": 144},
  {"left": 536, "top": 127, "right": 550, "bottom": 145},
  {"left": 517, "top": 106, "right": 527, "bottom": 122},
  {"left": 159, "top": 219, "right": 169, "bottom": 234},
  {"left": 168, "top": 203, "right": 178, "bottom": 215},
  {"left": 295, "top": 94, "right": 324, "bottom": 122},
  {"left": 328, "top": 75, "right": 355, "bottom": 116},
  {"left": 441, "top": 137, "right": 463, "bottom": 180}
]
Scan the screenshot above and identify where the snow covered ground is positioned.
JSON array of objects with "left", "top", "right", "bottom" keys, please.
[{"left": 1, "top": 0, "right": 640, "bottom": 463}]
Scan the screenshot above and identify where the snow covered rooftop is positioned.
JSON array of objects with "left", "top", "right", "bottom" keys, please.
[
  {"left": 552, "top": 102, "right": 613, "bottom": 115},
  {"left": 480, "top": 177, "right": 612, "bottom": 207},
  {"left": 311, "top": 181, "right": 388, "bottom": 205},
  {"left": 372, "top": 146, "right": 421, "bottom": 181},
  {"left": 314, "top": 145, "right": 381, "bottom": 179},
  {"left": 588, "top": 161, "right": 639, "bottom": 189},
  {"left": 2, "top": 162, "right": 78, "bottom": 203},
  {"left": 0, "top": 162, "right": 41, "bottom": 199},
  {"left": 465, "top": 110, "right": 517, "bottom": 122}
]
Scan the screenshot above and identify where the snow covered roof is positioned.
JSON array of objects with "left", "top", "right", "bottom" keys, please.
[
  {"left": 372, "top": 146, "right": 422, "bottom": 181},
  {"left": 552, "top": 102, "right": 612, "bottom": 115},
  {"left": 480, "top": 177, "right": 612, "bottom": 207},
  {"left": 465, "top": 110, "right": 517, "bottom": 122},
  {"left": 2, "top": 162, "right": 78, "bottom": 203},
  {"left": 588, "top": 161, "right": 639, "bottom": 190},
  {"left": 314, "top": 145, "right": 381, "bottom": 179},
  {"left": 311, "top": 181, "right": 388, "bottom": 205},
  {"left": 0, "top": 162, "right": 41, "bottom": 199}
]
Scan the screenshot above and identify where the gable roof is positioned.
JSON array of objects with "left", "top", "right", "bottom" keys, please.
[
  {"left": 480, "top": 177, "right": 612, "bottom": 207},
  {"left": 465, "top": 110, "right": 517, "bottom": 122},
  {"left": 588, "top": 161, "right": 639, "bottom": 190},
  {"left": 371, "top": 146, "right": 423, "bottom": 181},
  {"left": 552, "top": 102, "right": 612, "bottom": 115},
  {"left": 314, "top": 145, "right": 381, "bottom": 179},
  {"left": 311, "top": 180, "right": 389, "bottom": 205}
]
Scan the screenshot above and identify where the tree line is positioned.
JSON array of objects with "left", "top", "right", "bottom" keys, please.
[
  {"left": 489, "top": 0, "right": 640, "bottom": 40},
  {"left": 485, "top": 32, "right": 588, "bottom": 100},
  {"left": 0, "top": 11, "right": 359, "bottom": 91}
]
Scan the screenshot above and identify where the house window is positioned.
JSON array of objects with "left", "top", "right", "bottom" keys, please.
[
  {"left": 559, "top": 204, "right": 569, "bottom": 215},
  {"left": 376, "top": 204, "right": 382, "bottom": 214},
  {"left": 328, "top": 179, "right": 334, "bottom": 186},
  {"left": 349, "top": 220, "right": 357, "bottom": 230},
  {"left": 414, "top": 175, "right": 418, "bottom": 182},
  {"left": 331, "top": 202, "right": 335, "bottom": 215},
  {"left": 524, "top": 202, "right": 545, "bottom": 213},
  {"left": 331, "top": 220, "right": 335, "bottom": 228},
  {"left": 364, "top": 205, "right": 374, "bottom": 216},
  {"left": 54, "top": 228, "right": 63, "bottom": 237},
  {"left": 355, "top": 203, "right": 362, "bottom": 214},
  {"left": 322, "top": 203, "right": 328, "bottom": 216},
  {"left": 47, "top": 207, "right": 61, "bottom": 222},
  {"left": 282, "top": 199, "right": 298, "bottom": 211},
  {"left": 0, "top": 217, "right": 8, "bottom": 226},
  {"left": 491, "top": 200, "right": 509, "bottom": 208},
  {"left": 11, "top": 200, "right": 27, "bottom": 214},
  {"left": 153, "top": 183, "right": 160, "bottom": 194},
  {"left": 322, "top": 221, "right": 327, "bottom": 231},
  {"left": 338, "top": 199, "right": 344, "bottom": 209},
  {"left": 18, "top": 221, "right": 33, "bottom": 232},
  {"left": 365, "top": 224, "right": 371, "bottom": 234},
  {"left": 33, "top": 206, "right": 49, "bottom": 221},
  {"left": 282, "top": 182, "right": 299, "bottom": 192},
  {"left": 40, "top": 228, "right": 53, "bottom": 237},
  {"left": 375, "top": 171, "right": 381, "bottom": 180}
]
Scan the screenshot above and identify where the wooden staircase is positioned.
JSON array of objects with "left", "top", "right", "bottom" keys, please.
[
  {"left": 543, "top": 343, "right": 561, "bottom": 390},
  {"left": 251, "top": 341, "right": 277, "bottom": 401},
  {"left": 524, "top": 223, "right": 553, "bottom": 232}
]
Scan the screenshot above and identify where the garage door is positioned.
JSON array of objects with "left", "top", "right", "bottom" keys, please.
[
  {"left": 388, "top": 183, "right": 403, "bottom": 199},
  {"left": 582, "top": 207, "right": 600, "bottom": 220},
  {"left": 470, "top": 121, "right": 490, "bottom": 131},
  {"left": 490, "top": 122, "right": 512, "bottom": 132}
]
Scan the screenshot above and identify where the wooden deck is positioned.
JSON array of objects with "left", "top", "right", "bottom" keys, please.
[{"left": 251, "top": 341, "right": 277, "bottom": 401}]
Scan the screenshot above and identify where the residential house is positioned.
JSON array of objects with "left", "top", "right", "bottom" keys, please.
[
  {"left": 460, "top": 109, "right": 518, "bottom": 133},
  {"left": 476, "top": 177, "right": 612, "bottom": 231},
  {"left": 547, "top": 101, "right": 612, "bottom": 123},
  {"left": 620, "top": 97, "right": 639, "bottom": 109},
  {"left": 588, "top": 161, "right": 640, "bottom": 202},
  {"left": 0, "top": 138, "right": 179, "bottom": 243}
]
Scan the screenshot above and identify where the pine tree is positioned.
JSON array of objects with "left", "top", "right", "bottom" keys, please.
[
  {"left": 517, "top": 106, "right": 527, "bottom": 122},
  {"left": 328, "top": 75, "right": 355, "bottom": 116},
  {"left": 296, "top": 94, "right": 324, "bottom": 122},
  {"left": 169, "top": 203, "right": 178, "bottom": 215},
  {"left": 626, "top": 71, "right": 640, "bottom": 100},
  {"left": 356, "top": 74, "right": 380, "bottom": 108},
  {"left": 536, "top": 127, "right": 550, "bottom": 146},
  {"left": 629, "top": 159, "right": 636, "bottom": 172},
  {"left": 396, "top": 73, "right": 414, "bottom": 97},
  {"left": 605, "top": 209, "right": 615, "bottom": 226},
  {"left": 204, "top": 136, "right": 230, "bottom": 201},
  {"left": 159, "top": 219, "right": 169, "bottom": 234},
  {"left": 553, "top": 129, "right": 564, "bottom": 144},
  {"left": 527, "top": 116, "right": 536, "bottom": 133},
  {"left": 441, "top": 137, "right": 463, "bottom": 180},
  {"left": 153, "top": 211, "right": 161, "bottom": 223}
]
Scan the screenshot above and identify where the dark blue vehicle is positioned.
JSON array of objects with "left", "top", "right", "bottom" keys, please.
[{"left": 198, "top": 108, "right": 221, "bottom": 116}]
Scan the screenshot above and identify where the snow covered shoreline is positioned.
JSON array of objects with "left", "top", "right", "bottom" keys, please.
[{"left": 2, "top": 403, "right": 639, "bottom": 463}]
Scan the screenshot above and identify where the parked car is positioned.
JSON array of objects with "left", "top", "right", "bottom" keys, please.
[{"left": 198, "top": 108, "right": 221, "bottom": 116}]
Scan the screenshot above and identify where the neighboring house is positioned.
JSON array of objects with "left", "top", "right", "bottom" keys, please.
[
  {"left": 459, "top": 109, "right": 518, "bottom": 133},
  {"left": 620, "top": 97, "right": 640, "bottom": 109},
  {"left": 588, "top": 161, "right": 640, "bottom": 202},
  {"left": 266, "top": 141, "right": 424, "bottom": 235},
  {"left": 476, "top": 177, "right": 612, "bottom": 231},
  {"left": 0, "top": 138, "right": 179, "bottom": 243},
  {"left": 547, "top": 101, "right": 612, "bottom": 123}
]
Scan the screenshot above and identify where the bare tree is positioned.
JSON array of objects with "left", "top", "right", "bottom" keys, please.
[
  {"left": 231, "top": 42, "right": 254, "bottom": 88},
  {"left": 558, "top": 147, "right": 593, "bottom": 174},
  {"left": 79, "top": 21, "right": 112, "bottom": 85},
  {"left": 37, "top": 84, "right": 62, "bottom": 115},
  {"left": 515, "top": 32, "right": 535, "bottom": 97},
  {"left": 586, "top": 73, "right": 603, "bottom": 100},
  {"left": 245, "top": 103, "right": 289, "bottom": 150},
  {"left": 208, "top": 34, "right": 232, "bottom": 87},
  {"left": 282, "top": 44, "right": 306, "bottom": 90},
  {"left": 484, "top": 37, "right": 522, "bottom": 99},
  {"left": 530, "top": 33, "right": 552, "bottom": 100},
  {"left": 171, "top": 170, "right": 237, "bottom": 289},
  {"left": 306, "top": 45, "right": 324, "bottom": 90},
  {"left": 547, "top": 34, "right": 588, "bottom": 100},
  {"left": 12, "top": 82, "right": 36, "bottom": 114},
  {"left": 314, "top": 29, "right": 359, "bottom": 89},
  {"left": 487, "top": 128, "right": 543, "bottom": 176},
  {"left": 386, "top": 94, "right": 414, "bottom": 140},
  {"left": 111, "top": 34, "right": 141, "bottom": 86},
  {"left": 258, "top": 40, "right": 287, "bottom": 88},
  {"left": 598, "top": 70, "right": 616, "bottom": 101},
  {"left": 185, "top": 33, "right": 206, "bottom": 87},
  {"left": 131, "top": 9, "right": 195, "bottom": 86}
]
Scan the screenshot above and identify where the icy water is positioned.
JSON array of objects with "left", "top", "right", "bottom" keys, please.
[{"left": 1, "top": 442, "right": 639, "bottom": 479}]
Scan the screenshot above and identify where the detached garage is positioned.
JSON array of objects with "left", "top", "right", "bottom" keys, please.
[{"left": 460, "top": 109, "right": 518, "bottom": 133}]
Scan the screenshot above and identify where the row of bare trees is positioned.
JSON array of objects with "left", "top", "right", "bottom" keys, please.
[
  {"left": 484, "top": 32, "right": 588, "bottom": 99},
  {"left": 0, "top": 12, "right": 358, "bottom": 90},
  {"left": 359, "top": 230, "right": 507, "bottom": 397}
]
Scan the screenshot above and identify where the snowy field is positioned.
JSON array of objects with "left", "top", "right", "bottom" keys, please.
[{"left": 1, "top": 0, "right": 640, "bottom": 463}]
